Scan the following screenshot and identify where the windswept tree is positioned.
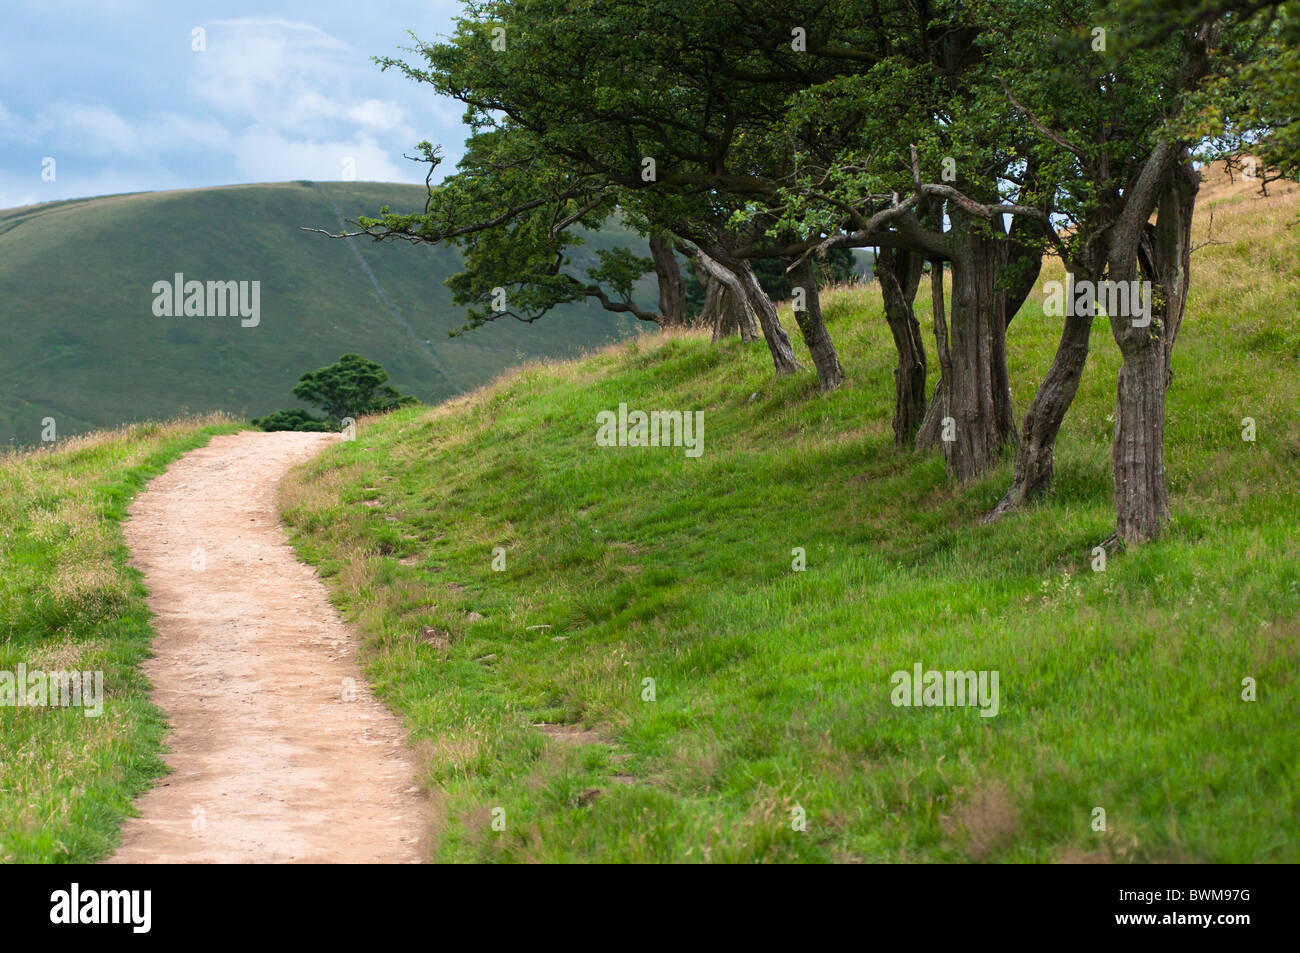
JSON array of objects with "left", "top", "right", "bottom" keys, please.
[
  {"left": 349, "top": 0, "right": 879, "bottom": 390},
  {"left": 766, "top": 4, "right": 1052, "bottom": 477},
  {"left": 326, "top": 0, "right": 1286, "bottom": 544},
  {"left": 975, "top": 0, "right": 1274, "bottom": 543}
]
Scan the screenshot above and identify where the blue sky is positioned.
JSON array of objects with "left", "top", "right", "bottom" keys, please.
[{"left": 0, "top": 1, "right": 472, "bottom": 208}]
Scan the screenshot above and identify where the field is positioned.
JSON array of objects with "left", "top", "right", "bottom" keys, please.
[
  {"left": 277, "top": 166, "right": 1300, "bottom": 862},
  {"left": 2, "top": 166, "right": 1294, "bottom": 864}
]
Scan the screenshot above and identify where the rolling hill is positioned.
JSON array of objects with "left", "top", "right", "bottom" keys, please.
[
  {"left": 0, "top": 181, "right": 656, "bottom": 445},
  {"left": 274, "top": 163, "right": 1299, "bottom": 862}
]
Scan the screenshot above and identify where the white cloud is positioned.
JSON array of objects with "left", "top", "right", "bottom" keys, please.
[
  {"left": 188, "top": 18, "right": 409, "bottom": 141},
  {"left": 347, "top": 99, "right": 406, "bottom": 131},
  {"left": 17, "top": 103, "right": 231, "bottom": 159},
  {"left": 0, "top": 13, "right": 464, "bottom": 199},
  {"left": 232, "top": 127, "right": 406, "bottom": 182}
]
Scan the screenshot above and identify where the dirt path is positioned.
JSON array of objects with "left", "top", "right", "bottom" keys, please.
[{"left": 107, "top": 431, "right": 428, "bottom": 864}]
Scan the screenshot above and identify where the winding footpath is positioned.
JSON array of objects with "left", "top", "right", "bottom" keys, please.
[{"left": 107, "top": 431, "right": 428, "bottom": 864}]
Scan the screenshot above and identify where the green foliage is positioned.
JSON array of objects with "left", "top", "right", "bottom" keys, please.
[
  {"left": 587, "top": 247, "right": 655, "bottom": 303},
  {"left": 251, "top": 408, "right": 333, "bottom": 432},
  {"left": 290, "top": 354, "right": 418, "bottom": 424}
]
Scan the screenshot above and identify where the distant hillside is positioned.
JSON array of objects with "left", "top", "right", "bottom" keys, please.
[{"left": 0, "top": 182, "right": 655, "bottom": 445}]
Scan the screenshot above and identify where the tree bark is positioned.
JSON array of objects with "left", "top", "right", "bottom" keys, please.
[
  {"left": 701, "top": 275, "right": 728, "bottom": 339},
  {"left": 788, "top": 257, "right": 845, "bottom": 391},
  {"left": 707, "top": 281, "right": 758, "bottom": 342},
  {"left": 699, "top": 244, "right": 802, "bottom": 375},
  {"left": 1111, "top": 329, "right": 1170, "bottom": 543},
  {"left": 916, "top": 260, "right": 951, "bottom": 450},
  {"left": 986, "top": 270, "right": 1098, "bottom": 521},
  {"left": 1109, "top": 153, "right": 1199, "bottom": 543},
  {"left": 937, "top": 211, "right": 1008, "bottom": 481},
  {"left": 876, "top": 247, "right": 928, "bottom": 448},
  {"left": 649, "top": 232, "right": 686, "bottom": 327}
]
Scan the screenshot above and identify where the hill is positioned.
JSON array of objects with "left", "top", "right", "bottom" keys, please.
[
  {"left": 277, "top": 162, "right": 1300, "bottom": 862},
  {"left": 0, "top": 182, "right": 655, "bottom": 446}
]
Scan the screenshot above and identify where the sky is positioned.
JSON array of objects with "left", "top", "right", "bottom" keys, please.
[{"left": 0, "top": 1, "right": 473, "bottom": 209}]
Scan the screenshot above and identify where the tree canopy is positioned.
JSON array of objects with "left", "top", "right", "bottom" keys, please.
[{"left": 322, "top": 0, "right": 1293, "bottom": 544}]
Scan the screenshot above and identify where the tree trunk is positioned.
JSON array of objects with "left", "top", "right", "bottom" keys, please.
[
  {"left": 701, "top": 276, "right": 728, "bottom": 338},
  {"left": 876, "top": 247, "right": 927, "bottom": 448},
  {"left": 708, "top": 283, "right": 758, "bottom": 342},
  {"left": 700, "top": 244, "right": 801, "bottom": 375},
  {"left": 939, "top": 212, "right": 1006, "bottom": 481},
  {"left": 989, "top": 297, "right": 1018, "bottom": 449},
  {"left": 788, "top": 258, "right": 845, "bottom": 391},
  {"left": 1111, "top": 332, "right": 1170, "bottom": 543},
  {"left": 986, "top": 270, "right": 1097, "bottom": 521},
  {"left": 1109, "top": 154, "right": 1198, "bottom": 544},
  {"left": 649, "top": 232, "right": 686, "bottom": 326},
  {"left": 987, "top": 217, "right": 1043, "bottom": 450},
  {"left": 736, "top": 291, "right": 758, "bottom": 342},
  {"left": 916, "top": 260, "right": 951, "bottom": 450}
]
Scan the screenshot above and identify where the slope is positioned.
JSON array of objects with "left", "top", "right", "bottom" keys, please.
[
  {"left": 0, "top": 181, "right": 652, "bottom": 445},
  {"left": 279, "top": 163, "right": 1300, "bottom": 862}
]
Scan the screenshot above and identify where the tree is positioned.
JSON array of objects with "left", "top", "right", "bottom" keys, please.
[
  {"left": 290, "top": 354, "right": 417, "bottom": 425},
  {"left": 975, "top": 1, "right": 1270, "bottom": 542},
  {"left": 251, "top": 408, "right": 333, "bottom": 433},
  {"left": 360, "top": 0, "right": 861, "bottom": 389}
]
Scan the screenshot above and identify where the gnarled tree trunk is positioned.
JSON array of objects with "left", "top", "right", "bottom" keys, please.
[
  {"left": 1110, "top": 154, "right": 1198, "bottom": 544},
  {"left": 788, "top": 257, "right": 845, "bottom": 391},
  {"left": 986, "top": 269, "right": 1098, "bottom": 521},
  {"left": 916, "top": 260, "right": 951, "bottom": 450},
  {"left": 876, "top": 246, "right": 927, "bottom": 448},
  {"left": 706, "top": 280, "right": 758, "bottom": 342},
  {"left": 649, "top": 232, "right": 686, "bottom": 327},
  {"left": 937, "top": 211, "right": 1010, "bottom": 481},
  {"left": 698, "top": 244, "right": 802, "bottom": 375}
]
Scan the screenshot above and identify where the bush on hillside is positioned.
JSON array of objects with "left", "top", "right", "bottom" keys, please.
[
  {"left": 250, "top": 409, "right": 333, "bottom": 432},
  {"left": 254, "top": 354, "right": 417, "bottom": 432}
]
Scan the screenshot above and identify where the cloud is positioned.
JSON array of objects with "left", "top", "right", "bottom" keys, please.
[
  {"left": 7, "top": 102, "right": 231, "bottom": 159},
  {"left": 0, "top": 10, "right": 465, "bottom": 202},
  {"left": 188, "top": 17, "right": 409, "bottom": 141},
  {"left": 347, "top": 99, "right": 406, "bottom": 131},
  {"left": 232, "top": 127, "right": 407, "bottom": 182}
]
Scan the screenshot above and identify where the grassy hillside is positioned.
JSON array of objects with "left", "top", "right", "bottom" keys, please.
[
  {"left": 281, "top": 165, "right": 1300, "bottom": 862},
  {"left": 0, "top": 415, "right": 243, "bottom": 862},
  {"left": 0, "top": 182, "right": 652, "bottom": 446}
]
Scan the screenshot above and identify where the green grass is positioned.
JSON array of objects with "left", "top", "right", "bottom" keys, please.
[
  {"left": 281, "top": 171, "right": 1300, "bottom": 863},
  {"left": 0, "top": 182, "right": 653, "bottom": 446},
  {"left": 0, "top": 415, "right": 244, "bottom": 862}
]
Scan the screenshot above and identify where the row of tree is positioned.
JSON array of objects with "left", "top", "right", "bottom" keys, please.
[{"left": 320, "top": 0, "right": 1296, "bottom": 545}]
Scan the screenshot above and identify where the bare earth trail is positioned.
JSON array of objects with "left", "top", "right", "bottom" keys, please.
[{"left": 107, "top": 431, "right": 428, "bottom": 863}]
